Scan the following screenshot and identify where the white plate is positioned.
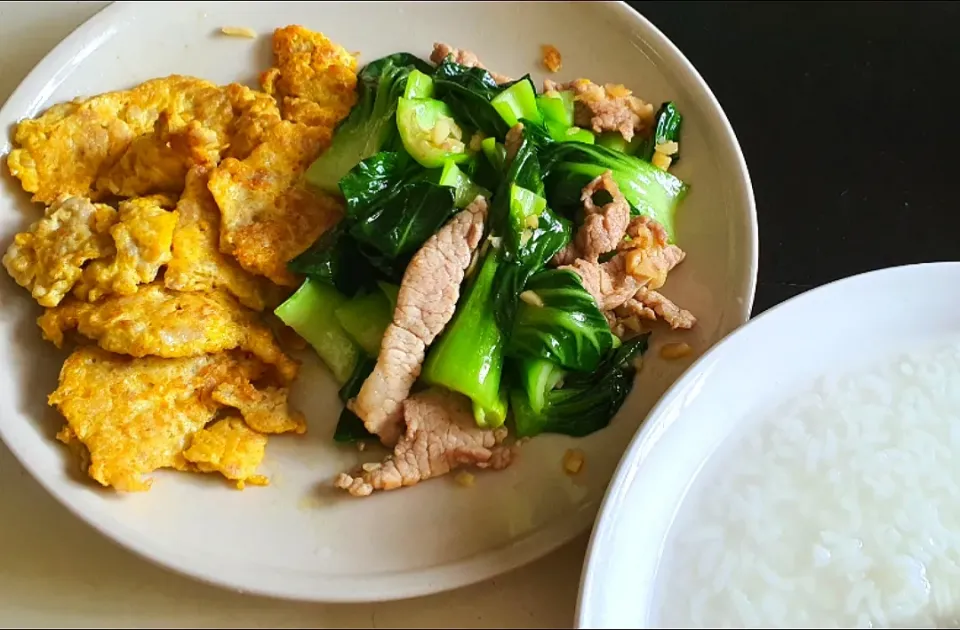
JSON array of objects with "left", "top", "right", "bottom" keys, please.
[
  {"left": 0, "top": 1, "right": 757, "bottom": 603},
  {"left": 576, "top": 262, "right": 960, "bottom": 628}
]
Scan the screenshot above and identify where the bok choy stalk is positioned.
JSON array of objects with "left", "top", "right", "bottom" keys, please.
[
  {"left": 306, "top": 53, "right": 432, "bottom": 194},
  {"left": 421, "top": 247, "right": 507, "bottom": 428},
  {"left": 274, "top": 279, "right": 360, "bottom": 384},
  {"left": 510, "top": 333, "right": 650, "bottom": 438}
]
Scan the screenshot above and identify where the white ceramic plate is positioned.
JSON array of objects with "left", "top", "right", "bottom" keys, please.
[
  {"left": 0, "top": 1, "right": 756, "bottom": 602},
  {"left": 576, "top": 262, "right": 960, "bottom": 628}
]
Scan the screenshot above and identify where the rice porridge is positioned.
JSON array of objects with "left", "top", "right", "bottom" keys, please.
[{"left": 652, "top": 338, "right": 960, "bottom": 629}]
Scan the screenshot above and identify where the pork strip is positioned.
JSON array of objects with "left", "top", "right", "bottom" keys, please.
[
  {"left": 348, "top": 198, "right": 487, "bottom": 445},
  {"left": 335, "top": 389, "right": 513, "bottom": 497}
]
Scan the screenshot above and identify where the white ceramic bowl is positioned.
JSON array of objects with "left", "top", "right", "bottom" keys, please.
[
  {"left": 0, "top": 1, "right": 756, "bottom": 602},
  {"left": 576, "top": 263, "right": 960, "bottom": 628}
]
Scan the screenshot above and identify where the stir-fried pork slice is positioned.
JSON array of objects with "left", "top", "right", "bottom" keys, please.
[
  {"left": 430, "top": 42, "right": 512, "bottom": 84},
  {"left": 553, "top": 171, "right": 631, "bottom": 265},
  {"left": 544, "top": 78, "right": 655, "bottom": 142},
  {"left": 348, "top": 198, "right": 488, "bottom": 446},
  {"left": 629, "top": 287, "right": 696, "bottom": 330},
  {"left": 563, "top": 255, "right": 638, "bottom": 312},
  {"left": 335, "top": 389, "right": 514, "bottom": 497}
]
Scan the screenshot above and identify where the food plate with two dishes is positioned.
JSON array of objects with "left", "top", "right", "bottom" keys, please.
[{"left": 0, "top": 1, "right": 756, "bottom": 602}]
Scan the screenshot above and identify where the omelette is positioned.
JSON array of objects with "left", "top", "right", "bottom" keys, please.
[
  {"left": 50, "top": 347, "right": 294, "bottom": 492},
  {"left": 261, "top": 25, "right": 359, "bottom": 128},
  {"left": 37, "top": 283, "right": 299, "bottom": 383},
  {"left": 182, "top": 416, "right": 269, "bottom": 490},
  {"left": 164, "top": 166, "right": 279, "bottom": 311},
  {"left": 3, "top": 24, "right": 358, "bottom": 492},
  {"left": 208, "top": 120, "right": 344, "bottom": 286},
  {"left": 3, "top": 193, "right": 178, "bottom": 307}
]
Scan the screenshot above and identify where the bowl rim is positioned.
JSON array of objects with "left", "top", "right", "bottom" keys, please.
[
  {"left": 0, "top": 0, "right": 759, "bottom": 603},
  {"left": 575, "top": 261, "right": 960, "bottom": 627}
]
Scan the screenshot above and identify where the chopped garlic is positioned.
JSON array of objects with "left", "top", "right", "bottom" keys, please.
[
  {"left": 454, "top": 471, "right": 476, "bottom": 487},
  {"left": 220, "top": 26, "right": 257, "bottom": 38},
  {"left": 519, "top": 290, "right": 544, "bottom": 307},
  {"left": 660, "top": 341, "right": 693, "bottom": 360},
  {"left": 563, "top": 449, "right": 585, "bottom": 475},
  {"left": 656, "top": 140, "right": 679, "bottom": 156},
  {"left": 652, "top": 151, "right": 672, "bottom": 171}
]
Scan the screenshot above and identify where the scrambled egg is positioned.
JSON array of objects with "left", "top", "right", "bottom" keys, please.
[
  {"left": 38, "top": 283, "right": 299, "bottom": 383},
  {"left": 2, "top": 196, "right": 117, "bottom": 307},
  {"left": 4, "top": 24, "right": 356, "bottom": 492},
  {"left": 208, "top": 121, "right": 344, "bottom": 286},
  {"left": 8, "top": 76, "right": 218, "bottom": 204},
  {"left": 261, "top": 25, "right": 359, "bottom": 128},
  {"left": 73, "top": 194, "right": 179, "bottom": 302},
  {"left": 211, "top": 381, "right": 306, "bottom": 435},
  {"left": 164, "top": 166, "right": 279, "bottom": 311},
  {"left": 50, "top": 347, "right": 266, "bottom": 492},
  {"left": 182, "top": 416, "right": 269, "bottom": 489}
]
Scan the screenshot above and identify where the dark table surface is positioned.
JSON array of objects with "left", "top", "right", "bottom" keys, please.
[{"left": 631, "top": 1, "right": 960, "bottom": 315}]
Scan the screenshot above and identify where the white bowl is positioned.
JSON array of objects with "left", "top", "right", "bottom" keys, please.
[
  {"left": 0, "top": 1, "right": 757, "bottom": 602},
  {"left": 576, "top": 262, "right": 960, "bottom": 628}
]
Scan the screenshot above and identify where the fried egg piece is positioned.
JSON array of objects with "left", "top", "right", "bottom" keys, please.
[
  {"left": 164, "top": 166, "right": 278, "bottom": 311},
  {"left": 260, "top": 25, "right": 358, "bottom": 128},
  {"left": 208, "top": 121, "right": 343, "bottom": 286},
  {"left": 2, "top": 195, "right": 116, "bottom": 307},
  {"left": 72, "top": 194, "right": 179, "bottom": 302},
  {"left": 49, "top": 347, "right": 267, "bottom": 492},
  {"left": 182, "top": 416, "right": 269, "bottom": 490},
  {"left": 38, "top": 283, "right": 299, "bottom": 383}
]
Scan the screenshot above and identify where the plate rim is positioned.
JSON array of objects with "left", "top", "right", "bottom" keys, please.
[
  {"left": 0, "top": 0, "right": 759, "bottom": 603},
  {"left": 575, "top": 261, "right": 960, "bottom": 628}
]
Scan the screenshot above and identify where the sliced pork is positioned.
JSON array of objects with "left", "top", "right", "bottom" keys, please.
[
  {"left": 348, "top": 198, "right": 487, "bottom": 446},
  {"left": 335, "top": 389, "right": 514, "bottom": 497}
]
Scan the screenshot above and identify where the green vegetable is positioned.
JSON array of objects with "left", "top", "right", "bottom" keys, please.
[
  {"left": 378, "top": 281, "right": 400, "bottom": 310},
  {"left": 545, "top": 120, "right": 595, "bottom": 144},
  {"left": 516, "top": 358, "right": 565, "bottom": 415},
  {"left": 491, "top": 78, "right": 542, "bottom": 127},
  {"left": 486, "top": 126, "right": 571, "bottom": 330},
  {"left": 340, "top": 151, "right": 458, "bottom": 264},
  {"left": 481, "top": 137, "right": 506, "bottom": 173},
  {"left": 334, "top": 288, "right": 394, "bottom": 357},
  {"left": 396, "top": 97, "right": 470, "bottom": 169},
  {"left": 422, "top": 248, "right": 507, "bottom": 429},
  {"left": 510, "top": 334, "right": 650, "bottom": 438},
  {"left": 439, "top": 160, "right": 491, "bottom": 208},
  {"left": 639, "top": 101, "right": 683, "bottom": 163},
  {"left": 432, "top": 58, "right": 508, "bottom": 137},
  {"left": 286, "top": 223, "right": 381, "bottom": 296},
  {"left": 536, "top": 91, "right": 574, "bottom": 127},
  {"left": 489, "top": 127, "right": 570, "bottom": 269},
  {"left": 508, "top": 269, "right": 615, "bottom": 372},
  {"left": 403, "top": 69, "right": 434, "bottom": 99},
  {"left": 333, "top": 358, "right": 377, "bottom": 443},
  {"left": 306, "top": 53, "right": 431, "bottom": 195},
  {"left": 274, "top": 279, "right": 360, "bottom": 384},
  {"left": 540, "top": 141, "right": 688, "bottom": 242},
  {"left": 597, "top": 132, "right": 641, "bottom": 153}
]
